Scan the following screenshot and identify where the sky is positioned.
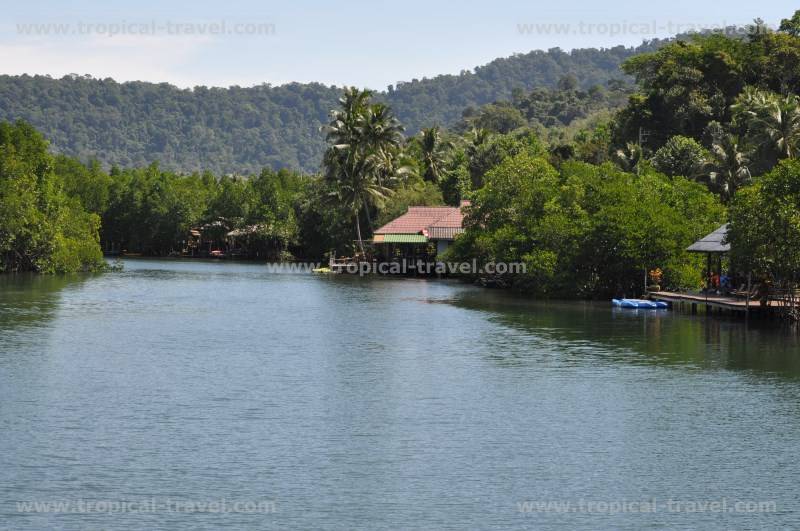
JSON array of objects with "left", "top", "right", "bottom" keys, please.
[{"left": 1, "top": 1, "right": 796, "bottom": 91}]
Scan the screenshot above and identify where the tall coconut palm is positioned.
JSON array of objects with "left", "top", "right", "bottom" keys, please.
[
  {"left": 322, "top": 87, "right": 372, "bottom": 150},
  {"left": 361, "top": 103, "right": 407, "bottom": 189},
  {"left": 372, "top": 146, "right": 415, "bottom": 189},
  {"left": 321, "top": 87, "right": 407, "bottom": 255},
  {"left": 361, "top": 103, "right": 404, "bottom": 152},
  {"left": 323, "top": 149, "right": 391, "bottom": 256},
  {"left": 419, "top": 126, "right": 451, "bottom": 183},
  {"left": 707, "top": 130, "right": 752, "bottom": 202},
  {"left": 733, "top": 87, "right": 800, "bottom": 160},
  {"left": 466, "top": 127, "right": 491, "bottom": 153}
]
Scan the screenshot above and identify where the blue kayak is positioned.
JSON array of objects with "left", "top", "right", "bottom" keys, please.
[{"left": 612, "top": 298, "right": 668, "bottom": 309}]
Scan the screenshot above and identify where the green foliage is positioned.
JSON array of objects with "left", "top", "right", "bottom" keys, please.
[
  {"left": 651, "top": 135, "right": 710, "bottom": 178},
  {"left": 9, "top": 18, "right": 800, "bottom": 290},
  {"left": 103, "top": 163, "right": 206, "bottom": 255},
  {"left": 513, "top": 80, "right": 632, "bottom": 129},
  {"left": 385, "top": 43, "right": 659, "bottom": 136},
  {"left": 0, "top": 44, "right": 658, "bottom": 174},
  {"left": 779, "top": 10, "right": 800, "bottom": 37},
  {"left": 321, "top": 88, "right": 408, "bottom": 253},
  {"left": 466, "top": 130, "right": 546, "bottom": 189},
  {"left": 51, "top": 198, "right": 104, "bottom": 273},
  {"left": 456, "top": 78, "right": 633, "bottom": 160},
  {"left": 606, "top": 16, "right": 800, "bottom": 221},
  {"left": 573, "top": 121, "right": 613, "bottom": 164},
  {"left": 0, "top": 121, "right": 104, "bottom": 273},
  {"left": 449, "top": 154, "right": 725, "bottom": 297},
  {"left": 0, "top": 76, "right": 340, "bottom": 174},
  {"left": 414, "top": 126, "right": 452, "bottom": 183},
  {"left": 102, "top": 164, "right": 307, "bottom": 259},
  {"left": 617, "top": 26, "right": 800, "bottom": 179},
  {"left": 613, "top": 142, "right": 644, "bottom": 174},
  {"left": 732, "top": 87, "right": 800, "bottom": 161},
  {"left": 705, "top": 121, "right": 752, "bottom": 202},
  {"left": 728, "top": 159, "right": 800, "bottom": 279},
  {"left": 469, "top": 104, "right": 527, "bottom": 134},
  {"left": 53, "top": 156, "right": 111, "bottom": 213},
  {"left": 375, "top": 180, "right": 444, "bottom": 227},
  {"left": 296, "top": 176, "right": 355, "bottom": 259},
  {"left": 618, "top": 34, "right": 750, "bottom": 147}
]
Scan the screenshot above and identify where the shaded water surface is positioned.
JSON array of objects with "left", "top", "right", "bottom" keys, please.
[{"left": 1, "top": 259, "right": 799, "bottom": 529}]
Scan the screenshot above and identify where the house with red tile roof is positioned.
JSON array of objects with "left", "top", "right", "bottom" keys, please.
[{"left": 373, "top": 200, "right": 470, "bottom": 255}]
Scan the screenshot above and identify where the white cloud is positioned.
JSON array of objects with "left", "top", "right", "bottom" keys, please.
[{"left": 0, "top": 34, "right": 212, "bottom": 87}]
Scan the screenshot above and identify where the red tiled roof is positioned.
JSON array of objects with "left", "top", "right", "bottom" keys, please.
[
  {"left": 374, "top": 201, "right": 470, "bottom": 240},
  {"left": 374, "top": 207, "right": 452, "bottom": 234},
  {"left": 428, "top": 208, "right": 464, "bottom": 228}
]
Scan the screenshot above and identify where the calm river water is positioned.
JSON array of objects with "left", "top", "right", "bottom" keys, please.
[{"left": 2, "top": 259, "right": 800, "bottom": 530}]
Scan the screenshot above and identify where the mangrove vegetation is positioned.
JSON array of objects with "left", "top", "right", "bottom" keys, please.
[{"left": 3, "top": 11, "right": 800, "bottom": 298}]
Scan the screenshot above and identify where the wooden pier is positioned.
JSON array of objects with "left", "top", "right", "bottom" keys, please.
[{"left": 649, "top": 291, "right": 759, "bottom": 316}]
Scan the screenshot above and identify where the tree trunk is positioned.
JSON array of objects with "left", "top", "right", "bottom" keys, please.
[
  {"left": 354, "top": 212, "right": 365, "bottom": 258},
  {"left": 359, "top": 192, "right": 373, "bottom": 235},
  {"left": 363, "top": 203, "right": 373, "bottom": 232}
]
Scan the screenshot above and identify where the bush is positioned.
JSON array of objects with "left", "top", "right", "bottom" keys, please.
[
  {"left": 0, "top": 121, "right": 105, "bottom": 273},
  {"left": 652, "top": 136, "right": 710, "bottom": 178},
  {"left": 450, "top": 155, "right": 726, "bottom": 297}
]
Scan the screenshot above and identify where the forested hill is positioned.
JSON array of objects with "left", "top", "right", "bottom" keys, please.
[
  {"left": 382, "top": 44, "right": 658, "bottom": 132},
  {"left": 0, "top": 41, "right": 664, "bottom": 174}
]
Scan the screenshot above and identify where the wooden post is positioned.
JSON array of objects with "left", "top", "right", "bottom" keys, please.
[{"left": 745, "top": 272, "right": 751, "bottom": 320}]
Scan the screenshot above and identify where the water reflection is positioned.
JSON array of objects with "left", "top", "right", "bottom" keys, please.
[
  {"left": 0, "top": 274, "right": 87, "bottom": 330},
  {"left": 3, "top": 262, "right": 800, "bottom": 530},
  {"left": 448, "top": 289, "right": 800, "bottom": 378}
]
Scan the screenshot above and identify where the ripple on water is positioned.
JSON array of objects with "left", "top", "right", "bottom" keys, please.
[{"left": 1, "top": 260, "right": 800, "bottom": 530}]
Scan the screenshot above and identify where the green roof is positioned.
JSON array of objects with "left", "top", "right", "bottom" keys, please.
[{"left": 379, "top": 234, "right": 428, "bottom": 243}]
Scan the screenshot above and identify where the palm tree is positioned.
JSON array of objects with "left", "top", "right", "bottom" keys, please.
[
  {"left": 321, "top": 87, "right": 407, "bottom": 255},
  {"left": 733, "top": 87, "right": 800, "bottom": 160},
  {"left": 419, "top": 126, "right": 451, "bottom": 183},
  {"left": 322, "top": 87, "right": 372, "bottom": 149},
  {"left": 466, "top": 127, "right": 491, "bottom": 152},
  {"left": 323, "top": 149, "right": 391, "bottom": 256},
  {"left": 707, "top": 129, "right": 752, "bottom": 202},
  {"left": 614, "top": 142, "right": 644, "bottom": 174},
  {"left": 361, "top": 103, "right": 407, "bottom": 189},
  {"left": 372, "top": 146, "right": 415, "bottom": 189},
  {"left": 463, "top": 127, "right": 492, "bottom": 189},
  {"left": 361, "top": 103, "right": 404, "bottom": 152}
]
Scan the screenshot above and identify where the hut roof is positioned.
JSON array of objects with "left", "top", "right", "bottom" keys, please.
[
  {"left": 374, "top": 201, "right": 470, "bottom": 241},
  {"left": 686, "top": 224, "right": 730, "bottom": 253}
]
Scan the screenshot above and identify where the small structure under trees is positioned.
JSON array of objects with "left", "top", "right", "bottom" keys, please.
[
  {"left": 371, "top": 201, "right": 470, "bottom": 264},
  {"left": 687, "top": 224, "right": 730, "bottom": 292}
]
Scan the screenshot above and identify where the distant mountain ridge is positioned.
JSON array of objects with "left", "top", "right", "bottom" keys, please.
[{"left": 0, "top": 40, "right": 666, "bottom": 174}]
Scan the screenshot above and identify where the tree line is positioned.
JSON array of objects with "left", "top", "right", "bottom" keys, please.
[
  {"left": 0, "top": 42, "right": 662, "bottom": 174},
  {"left": 4, "top": 11, "right": 800, "bottom": 298}
]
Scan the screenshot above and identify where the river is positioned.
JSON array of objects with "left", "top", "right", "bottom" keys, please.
[{"left": 1, "top": 259, "right": 799, "bottom": 529}]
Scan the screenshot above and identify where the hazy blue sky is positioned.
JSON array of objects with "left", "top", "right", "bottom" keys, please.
[{"left": 1, "top": 1, "right": 795, "bottom": 89}]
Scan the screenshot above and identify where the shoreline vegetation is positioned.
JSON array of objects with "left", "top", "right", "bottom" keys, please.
[{"left": 4, "top": 12, "right": 800, "bottom": 300}]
